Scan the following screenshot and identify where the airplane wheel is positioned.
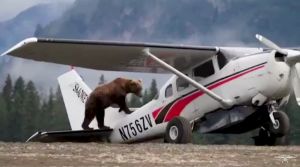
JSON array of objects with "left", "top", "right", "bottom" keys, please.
[
  {"left": 268, "top": 111, "right": 290, "bottom": 137},
  {"left": 254, "top": 128, "right": 287, "bottom": 146},
  {"left": 270, "top": 136, "right": 286, "bottom": 146},
  {"left": 164, "top": 116, "right": 192, "bottom": 144}
]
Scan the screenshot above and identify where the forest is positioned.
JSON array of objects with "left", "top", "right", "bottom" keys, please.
[
  {"left": 1, "top": 72, "right": 300, "bottom": 145},
  {"left": 0, "top": 73, "right": 158, "bottom": 142}
]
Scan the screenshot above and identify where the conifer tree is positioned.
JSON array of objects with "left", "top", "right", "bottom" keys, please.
[
  {"left": 142, "top": 89, "right": 149, "bottom": 105},
  {"left": 8, "top": 76, "right": 26, "bottom": 141},
  {"left": 148, "top": 79, "right": 158, "bottom": 101},
  {"left": 51, "top": 85, "right": 71, "bottom": 130},
  {"left": 282, "top": 92, "right": 300, "bottom": 144},
  {"left": 0, "top": 94, "right": 8, "bottom": 141},
  {"left": 98, "top": 74, "right": 106, "bottom": 85},
  {"left": 21, "top": 81, "right": 41, "bottom": 141},
  {"left": 45, "top": 87, "right": 55, "bottom": 131},
  {"left": 129, "top": 94, "right": 143, "bottom": 107},
  {"left": 2, "top": 74, "right": 12, "bottom": 112}
]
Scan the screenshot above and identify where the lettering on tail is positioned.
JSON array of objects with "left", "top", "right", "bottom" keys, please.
[{"left": 73, "top": 82, "right": 88, "bottom": 103}]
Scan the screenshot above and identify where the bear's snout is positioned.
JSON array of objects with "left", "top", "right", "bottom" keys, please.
[{"left": 136, "top": 91, "right": 143, "bottom": 98}]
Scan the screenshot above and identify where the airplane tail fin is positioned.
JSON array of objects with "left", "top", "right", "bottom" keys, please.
[
  {"left": 57, "top": 68, "right": 138, "bottom": 131},
  {"left": 57, "top": 68, "right": 98, "bottom": 130}
]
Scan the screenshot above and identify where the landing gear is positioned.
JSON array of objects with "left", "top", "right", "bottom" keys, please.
[
  {"left": 254, "top": 101, "right": 290, "bottom": 146},
  {"left": 268, "top": 111, "right": 290, "bottom": 137},
  {"left": 254, "top": 128, "right": 287, "bottom": 146},
  {"left": 164, "top": 116, "right": 192, "bottom": 144}
]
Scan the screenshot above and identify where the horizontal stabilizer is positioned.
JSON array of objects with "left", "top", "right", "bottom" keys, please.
[{"left": 26, "top": 129, "right": 113, "bottom": 143}]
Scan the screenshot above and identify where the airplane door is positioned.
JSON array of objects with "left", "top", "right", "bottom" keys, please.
[
  {"left": 162, "top": 83, "right": 177, "bottom": 105},
  {"left": 173, "top": 76, "right": 197, "bottom": 120}
]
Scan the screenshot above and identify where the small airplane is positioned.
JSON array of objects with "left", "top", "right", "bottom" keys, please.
[{"left": 1, "top": 34, "right": 300, "bottom": 146}]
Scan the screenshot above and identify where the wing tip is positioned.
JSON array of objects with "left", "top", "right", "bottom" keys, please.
[{"left": 0, "top": 37, "right": 38, "bottom": 57}]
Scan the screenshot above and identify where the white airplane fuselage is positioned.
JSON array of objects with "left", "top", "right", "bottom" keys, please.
[
  {"left": 3, "top": 34, "right": 298, "bottom": 145},
  {"left": 108, "top": 49, "right": 293, "bottom": 143}
]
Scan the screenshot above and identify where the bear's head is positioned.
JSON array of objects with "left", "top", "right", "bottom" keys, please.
[{"left": 127, "top": 79, "right": 143, "bottom": 97}]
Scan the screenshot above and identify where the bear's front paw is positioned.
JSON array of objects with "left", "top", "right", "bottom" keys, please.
[
  {"left": 118, "top": 108, "right": 122, "bottom": 112},
  {"left": 125, "top": 110, "right": 133, "bottom": 114}
]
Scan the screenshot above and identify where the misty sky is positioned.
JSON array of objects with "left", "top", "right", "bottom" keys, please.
[
  {"left": 0, "top": 0, "right": 75, "bottom": 22},
  {"left": 0, "top": 0, "right": 251, "bottom": 95},
  {"left": 0, "top": 0, "right": 172, "bottom": 93},
  {"left": 0, "top": 0, "right": 271, "bottom": 96}
]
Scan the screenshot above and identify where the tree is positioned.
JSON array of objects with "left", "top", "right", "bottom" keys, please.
[
  {"left": 34, "top": 23, "right": 43, "bottom": 37},
  {"left": 142, "top": 89, "right": 149, "bottom": 105},
  {"left": 44, "top": 87, "right": 55, "bottom": 131},
  {"left": 39, "top": 99, "right": 48, "bottom": 130},
  {"left": 148, "top": 79, "right": 158, "bottom": 101},
  {"left": 12, "top": 76, "right": 26, "bottom": 99},
  {"left": 282, "top": 92, "right": 300, "bottom": 145},
  {"left": 21, "top": 81, "right": 41, "bottom": 141},
  {"left": 51, "top": 85, "right": 71, "bottom": 130},
  {"left": 2, "top": 74, "right": 12, "bottom": 112},
  {"left": 98, "top": 74, "right": 106, "bottom": 85},
  {"left": 128, "top": 94, "right": 143, "bottom": 108},
  {"left": 8, "top": 76, "right": 26, "bottom": 141},
  {"left": 0, "top": 94, "right": 8, "bottom": 141}
]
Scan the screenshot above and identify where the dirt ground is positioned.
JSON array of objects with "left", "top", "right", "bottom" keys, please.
[{"left": 0, "top": 142, "right": 300, "bottom": 167}]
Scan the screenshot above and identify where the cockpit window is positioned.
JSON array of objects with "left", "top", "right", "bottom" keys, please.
[
  {"left": 165, "top": 84, "right": 173, "bottom": 98},
  {"left": 193, "top": 60, "right": 215, "bottom": 78},
  {"left": 176, "top": 77, "right": 189, "bottom": 92},
  {"left": 217, "top": 51, "right": 228, "bottom": 70}
]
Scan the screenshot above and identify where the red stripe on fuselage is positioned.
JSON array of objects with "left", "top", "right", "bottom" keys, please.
[
  {"left": 152, "top": 107, "right": 163, "bottom": 119},
  {"left": 163, "top": 65, "right": 265, "bottom": 122}
]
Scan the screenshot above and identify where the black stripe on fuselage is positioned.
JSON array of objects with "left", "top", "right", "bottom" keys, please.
[
  {"left": 155, "top": 100, "right": 178, "bottom": 124},
  {"left": 154, "top": 62, "right": 267, "bottom": 124}
]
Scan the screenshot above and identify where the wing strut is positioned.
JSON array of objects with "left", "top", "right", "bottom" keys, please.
[{"left": 142, "top": 48, "right": 233, "bottom": 109}]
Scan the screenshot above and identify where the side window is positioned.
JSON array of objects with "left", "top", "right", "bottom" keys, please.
[
  {"left": 193, "top": 60, "right": 215, "bottom": 80},
  {"left": 217, "top": 52, "right": 228, "bottom": 70},
  {"left": 165, "top": 84, "right": 173, "bottom": 98},
  {"left": 176, "top": 77, "right": 189, "bottom": 92}
]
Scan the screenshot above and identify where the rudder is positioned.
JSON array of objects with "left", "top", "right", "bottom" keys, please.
[{"left": 57, "top": 69, "right": 98, "bottom": 130}]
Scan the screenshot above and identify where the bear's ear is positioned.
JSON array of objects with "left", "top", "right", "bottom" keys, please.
[
  {"left": 130, "top": 79, "right": 136, "bottom": 84},
  {"left": 137, "top": 79, "right": 142, "bottom": 83}
]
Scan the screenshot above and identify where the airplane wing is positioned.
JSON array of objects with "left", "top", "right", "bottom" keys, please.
[{"left": 0, "top": 37, "right": 218, "bottom": 73}]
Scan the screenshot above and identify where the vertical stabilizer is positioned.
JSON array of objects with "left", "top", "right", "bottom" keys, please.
[
  {"left": 57, "top": 69, "right": 98, "bottom": 130},
  {"left": 57, "top": 68, "right": 138, "bottom": 131}
]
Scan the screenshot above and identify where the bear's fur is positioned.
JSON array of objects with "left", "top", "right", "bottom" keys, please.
[{"left": 81, "top": 77, "right": 143, "bottom": 130}]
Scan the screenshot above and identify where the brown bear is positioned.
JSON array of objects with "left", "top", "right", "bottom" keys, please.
[{"left": 81, "top": 77, "right": 143, "bottom": 130}]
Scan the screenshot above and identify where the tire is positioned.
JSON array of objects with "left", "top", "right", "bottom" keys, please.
[
  {"left": 266, "top": 134, "right": 287, "bottom": 146},
  {"left": 272, "top": 136, "right": 286, "bottom": 146},
  {"left": 254, "top": 129, "right": 287, "bottom": 146},
  {"left": 253, "top": 129, "right": 269, "bottom": 146},
  {"left": 268, "top": 111, "right": 290, "bottom": 137},
  {"left": 164, "top": 116, "right": 192, "bottom": 144}
]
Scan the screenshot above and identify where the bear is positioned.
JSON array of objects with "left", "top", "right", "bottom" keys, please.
[{"left": 81, "top": 77, "right": 143, "bottom": 130}]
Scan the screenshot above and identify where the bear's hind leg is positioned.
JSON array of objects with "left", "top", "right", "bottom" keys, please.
[
  {"left": 96, "top": 107, "right": 111, "bottom": 130},
  {"left": 82, "top": 105, "right": 95, "bottom": 130}
]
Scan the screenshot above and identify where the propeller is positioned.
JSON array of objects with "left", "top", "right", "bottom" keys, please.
[{"left": 255, "top": 34, "right": 300, "bottom": 105}]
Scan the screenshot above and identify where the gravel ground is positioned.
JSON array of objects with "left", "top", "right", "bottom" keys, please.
[{"left": 0, "top": 142, "right": 300, "bottom": 167}]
